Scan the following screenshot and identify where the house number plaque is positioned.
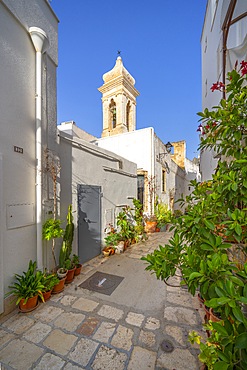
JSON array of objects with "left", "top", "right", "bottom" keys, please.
[{"left": 14, "top": 146, "right": 23, "bottom": 154}]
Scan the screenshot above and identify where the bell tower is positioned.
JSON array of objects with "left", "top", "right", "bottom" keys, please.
[{"left": 98, "top": 56, "right": 140, "bottom": 137}]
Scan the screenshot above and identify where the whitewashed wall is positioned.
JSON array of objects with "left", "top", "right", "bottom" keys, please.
[
  {"left": 58, "top": 127, "right": 137, "bottom": 259},
  {"left": 200, "top": 0, "right": 247, "bottom": 180},
  {"left": 97, "top": 127, "right": 190, "bottom": 213},
  {"left": 97, "top": 127, "right": 155, "bottom": 178},
  {"left": 0, "top": 0, "right": 58, "bottom": 315}
]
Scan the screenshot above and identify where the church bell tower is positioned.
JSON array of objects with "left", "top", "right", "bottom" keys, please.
[{"left": 98, "top": 56, "right": 140, "bottom": 137}]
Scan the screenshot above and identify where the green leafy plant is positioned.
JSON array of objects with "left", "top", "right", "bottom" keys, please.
[
  {"left": 6, "top": 260, "right": 45, "bottom": 305},
  {"left": 142, "top": 62, "right": 247, "bottom": 369},
  {"left": 59, "top": 204, "right": 74, "bottom": 269},
  {"left": 41, "top": 271, "right": 59, "bottom": 292},
  {"left": 132, "top": 198, "right": 146, "bottom": 238},
  {"left": 154, "top": 201, "right": 173, "bottom": 228},
  {"left": 63, "top": 258, "right": 75, "bottom": 270},
  {"left": 42, "top": 218, "right": 64, "bottom": 270},
  {"left": 116, "top": 207, "right": 135, "bottom": 246},
  {"left": 72, "top": 254, "right": 80, "bottom": 267},
  {"left": 104, "top": 232, "right": 121, "bottom": 247},
  {"left": 43, "top": 148, "right": 63, "bottom": 271}
]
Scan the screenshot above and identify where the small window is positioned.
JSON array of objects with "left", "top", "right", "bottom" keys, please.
[
  {"left": 137, "top": 175, "right": 145, "bottom": 205},
  {"left": 162, "top": 169, "right": 166, "bottom": 193},
  {"left": 126, "top": 101, "right": 131, "bottom": 131},
  {"left": 109, "top": 99, "right": 117, "bottom": 129}
]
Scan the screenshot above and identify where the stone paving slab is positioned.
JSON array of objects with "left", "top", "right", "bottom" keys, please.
[
  {"left": 43, "top": 329, "right": 78, "bottom": 356},
  {"left": 0, "top": 339, "right": 44, "bottom": 369},
  {"left": 91, "top": 345, "right": 127, "bottom": 370},
  {"left": 68, "top": 338, "right": 99, "bottom": 367},
  {"left": 111, "top": 324, "right": 134, "bottom": 351},
  {"left": 0, "top": 231, "right": 204, "bottom": 370}
]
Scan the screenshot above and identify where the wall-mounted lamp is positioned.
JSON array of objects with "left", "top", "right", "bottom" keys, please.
[
  {"left": 165, "top": 141, "right": 173, "bottom": 153},
  {"left": 157, "top": 142, "right": 173, "bottom": 161}
]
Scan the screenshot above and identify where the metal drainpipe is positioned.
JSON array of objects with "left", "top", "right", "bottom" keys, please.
[
  {"left": 150, "top": 127, "right": 155, "bottom": 214},
  {"left": 29, "top": 27, "right": 49, "bottom": 271}
]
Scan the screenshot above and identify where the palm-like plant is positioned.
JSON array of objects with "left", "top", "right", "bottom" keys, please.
[{"left": 7, "top": 260, "right": 45, "bottom": 305}]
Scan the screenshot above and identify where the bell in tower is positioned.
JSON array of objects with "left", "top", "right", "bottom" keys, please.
[{"left": 98, "top": 56, "right": 140, "bottom": 137}]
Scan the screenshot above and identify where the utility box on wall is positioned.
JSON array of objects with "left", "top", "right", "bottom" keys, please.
[{"left": 6, "top": 203, "right": 35, "bottom": 229}]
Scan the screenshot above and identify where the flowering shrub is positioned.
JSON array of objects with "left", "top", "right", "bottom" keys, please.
[{"left": 142, "top": 61, "right": 247, "bottom": 370}]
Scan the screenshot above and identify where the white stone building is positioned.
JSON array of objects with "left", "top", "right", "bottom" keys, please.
[
  {"left": 200, "top": 0, "right": 247, "bottom": 180},
  {"left": 0, "top": 0, "right": 59, "bottom": 315},
  {"left": 57, "top": 122, "right": 137, "bottom": 264},
  {"left": 0, "top": 1, "right": 138, "bottom": 316},
  {"left": 96, "top": 57, "right": 200, "bottom": 214}
]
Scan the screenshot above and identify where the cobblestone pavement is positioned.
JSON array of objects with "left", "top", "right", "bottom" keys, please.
[{"left": 0, "top": 231, "right": 205, "bottom": 370}]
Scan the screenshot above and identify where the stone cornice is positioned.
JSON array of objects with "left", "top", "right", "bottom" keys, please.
[{"left": 98, "top": 76, "right": 140, "bottom": 98}]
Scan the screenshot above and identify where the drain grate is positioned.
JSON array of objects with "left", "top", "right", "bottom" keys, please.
[
  {"left": 78, "top": 271, "right": 124, "bottom": 296},
  {"left": 160, "top": 339, "right": 174, "bottom": 353}
]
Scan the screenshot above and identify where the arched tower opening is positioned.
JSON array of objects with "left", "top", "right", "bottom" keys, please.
[{"left": 98, "top": 56, "right": 140, "bottom": 137}]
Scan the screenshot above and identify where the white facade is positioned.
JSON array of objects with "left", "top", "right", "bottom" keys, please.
[
  {"left": 97, "top": 57, "right": 200, "bottom": 214},
  {"left": 58, "top": 123, "right": 137, "bottom": 249},
  {"left": 96, "top": 128, "right": 198, "bottom": 213},
  {"left": 200, "top": 0, "right": 247, "bottom": 180},
  {"left": 0, "top": 0, "right": 58, "bottom": 315}
]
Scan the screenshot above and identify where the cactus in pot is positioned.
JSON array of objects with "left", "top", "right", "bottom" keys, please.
[{"left": 59, "top": 205, "right": 74, "bottom": 268}]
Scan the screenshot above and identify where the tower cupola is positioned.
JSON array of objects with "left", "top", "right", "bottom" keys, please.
[{"left": 98, "top": 56, "right": 140, "bottom": 137}]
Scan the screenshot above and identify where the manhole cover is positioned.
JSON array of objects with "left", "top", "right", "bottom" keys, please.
[
  {"left": 160, "top": 339, "right": 174, "bottom": 353},
  {"left": 79, "top": 271, "right": 124, "bottom": 296}
]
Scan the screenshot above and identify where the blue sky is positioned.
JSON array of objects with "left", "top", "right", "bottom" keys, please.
[{"left": 51, "top": 0, "right": 207, "bottom": 160}]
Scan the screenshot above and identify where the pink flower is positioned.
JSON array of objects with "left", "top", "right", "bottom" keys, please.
[
  {"left": 240, "top": 60, "right": 247, "bottom": 75},
  {"left": 211, "top": 82, "right": 225, "bottom": 92}
]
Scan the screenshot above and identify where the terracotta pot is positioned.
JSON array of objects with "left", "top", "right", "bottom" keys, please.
[
  {"left": 145, "top": 221, "right": 157, "bottom": 233},
  {"left": 42, "top": 290, "right": 52, "bottom": 302},
  {"left": 103, "top": 247, "right": 115, "bottom": 256},
  {"left": 203, "top": 305, "right": 211, "bottom": 322},
  {"left": 19, "top": 295, "right": 38, "bottom": 312},
  {"left": 65, "top": 266, "right": 76, "bottom": 284},
  {"left": 52, "top": 277, "right": 66, "bottom": 294},
  {"left": 209, "top": 308, "right": 221, "bottom": 322},
  {"left": 74, "top": 264, "right": 82, "bottom": 276}
]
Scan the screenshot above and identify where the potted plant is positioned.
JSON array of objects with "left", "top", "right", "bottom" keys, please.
[
  {"left": 51, "top": 276, "right": 67, "bottom": 294},
  {"left": 56, "top": 267, "right": 68, "bottom": 279},
  {"left": 144, "top": 214, "right": 157, "bottom": 233},
  {"left": 42, "top": 218, "right": 64, "bottom": 272},
  {"left": 104, "top": 231, "right": 120, "bottom": 247},
  {"left": 6, "top": 260, "right": 45, "bottom": 312},
  {"left": 59, "top": 204, "right": 75, "bottom": 284},
  {"left": 117, "top": 207, "right": 136, "bottom": 248},
  {"left": 72, "top": 254, "right": 82, "bottom": 276},
  {"left": 64, "top": 258, "right": 76, "bottom": 284},
  {"left": 154, "top": 201, "right": 173, "bottom": 231},
  {"left": 41, "top": 272, "right": 59, "bottom": 301},
  {"left": 132, "top": 198, "right": 147, "bottom": 241},
  {"left": 142, "top": 63, "right": 247, "bottom": 369},
  {"left": 43, "top": 148, "right": 63, "bottom": 272}
]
